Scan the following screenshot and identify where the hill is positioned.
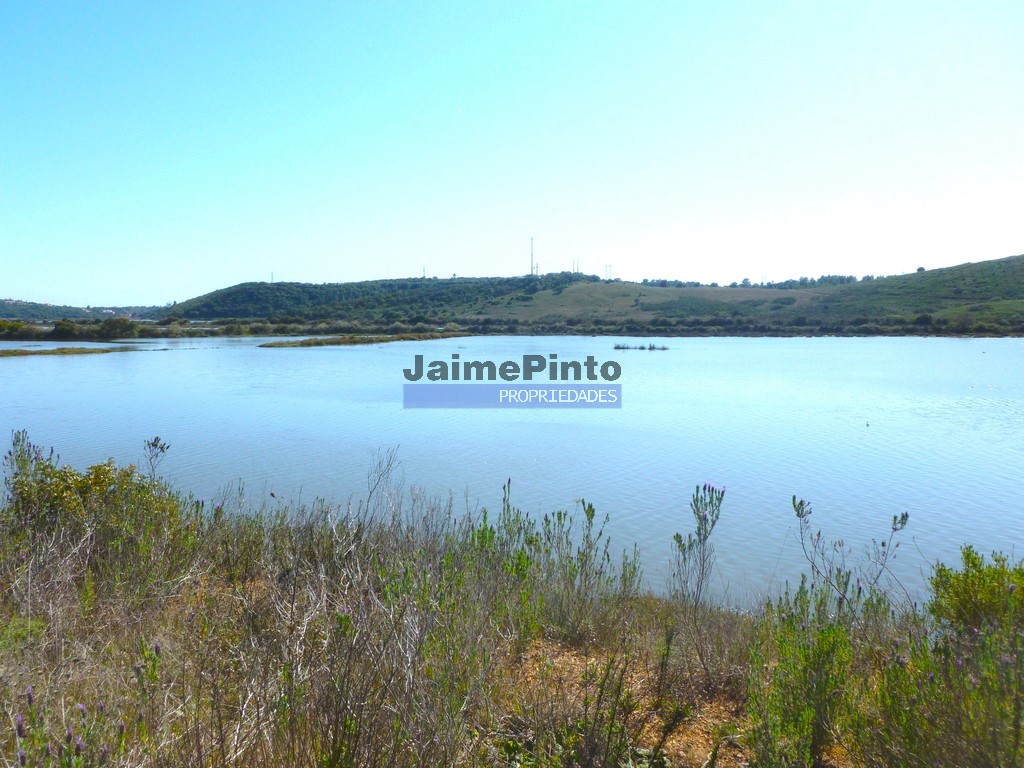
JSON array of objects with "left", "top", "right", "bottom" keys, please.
[
  {"left": 158, "top": 255, "right": 1024, "bottom": 336},
  {"left": 164, "top": 272, "right": 598, "bottom": 324},
  {"left": 0, "top": 299, "right": 138, "bottom": 321},
  {"left": 4, "top": 255, "right": 1023, "bottom": 336}
]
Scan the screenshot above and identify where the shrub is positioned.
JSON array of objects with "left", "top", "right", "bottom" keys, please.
[
  {"left": 3, "top": 431, "right": 202, "bottom": 607},
  {"left": 533, "top": 500, "right": 642, "bottom": 647},
  {"left": 669, "top": 484, "right": 748, "bottom": 694},
  {"left": 748, "top": 577, "right": 853, "bottom": 767},
  {"left": 929, "top": 546, "right": 1024, "bottom": 633}
]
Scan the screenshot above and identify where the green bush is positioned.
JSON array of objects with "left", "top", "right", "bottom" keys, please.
[
  {"left": 3, "top": 431, "right": 201, "bottom": 605},
  {"left": 930, "top": 546, "right": 1024, "bottom": 633},
  {"left": 747, "top": 577, "right": 853, "bottom": 767},
  {"left": 533, "top": 501, "right": 641, "bottom": 647},
  {"left": 859, "top": 617, "right": 1024, "bottom": 767},
  {"left": 850, "top": 548, "right": 1024, "bottom": 767}
]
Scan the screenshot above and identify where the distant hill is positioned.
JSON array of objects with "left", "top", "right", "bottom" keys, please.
[
  {"left": 6, "top": 254, "right": 1024, "bottom": 335},
  {"left": 0, "top": 299, "right": 139, "bottom": 321},
  {"left": 164, "top": 272, "right": 600, "bottom": 323},
  {"left": 156, "top": 255, "right": 1024, "bottom": 336}
]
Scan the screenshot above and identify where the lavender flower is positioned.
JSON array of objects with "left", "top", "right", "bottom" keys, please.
[
  {"left": 18, "top": 748, "right": 26, "bottom": 767},
  {"left": 66, "top": 725, "right": 73, "bottom": 744},
  {"left": 98, "top": 699, "right": 106, "bottom": 715},
  {"left": 78, "top": 702, "right": 87, "bottom": 718},
  {"left": 16, "top": 714, "right": 25, "bottom": 738},
  {"left": 26, "top": 685, "right": 34, "bottom": 708},
  {"left": 75, "top": 735, "right": 84, "bottom": 755},
  {"left": 154, "top": 640, "right": 161, "bottom": 657}
]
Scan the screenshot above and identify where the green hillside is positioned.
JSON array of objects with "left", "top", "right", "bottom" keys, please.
[
  {"left": 165, "top": 272, "right": 598, "bottom": 322},
  {"left": 158, "top": 255, "right": 1024, "bottom": 336},
  {"left": 5, "top": 255, "right": 1023, "bottom": 336},
  {"left": 0, "top": 299, "right": 135, "bottom": 321}
]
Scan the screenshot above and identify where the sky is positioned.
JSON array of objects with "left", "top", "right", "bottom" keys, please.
[{"left": 2, "top": 1, "right": 1023, "bottom": 307}]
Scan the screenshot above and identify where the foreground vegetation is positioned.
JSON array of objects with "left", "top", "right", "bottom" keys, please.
[{"left": 2, "top": 434, "right": 1023, "bottom": 767}]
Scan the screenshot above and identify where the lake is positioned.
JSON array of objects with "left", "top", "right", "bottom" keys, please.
[{"left": 2, "top": 335, "right": 1022, "bottom": 602}]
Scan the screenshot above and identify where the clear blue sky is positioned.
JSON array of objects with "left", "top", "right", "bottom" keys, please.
[{"left": 3, "top": 1, "right": 1022, "bottom": 306}]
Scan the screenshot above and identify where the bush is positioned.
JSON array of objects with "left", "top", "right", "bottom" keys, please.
[
  {"left": 929, "top": 546, "right": 1024, "bottom": 633},
  {"left": 533, "top": 500, "right": 642, "bottom": 647},
  {"left": 3, "top": 432, "right": 202, "bottom": 606},
  {"left": 856, "top": 549, "right": 1024, "bottom": 767},
  {"left": 748, "top": 578, "right": 853, "bottom": 767}
]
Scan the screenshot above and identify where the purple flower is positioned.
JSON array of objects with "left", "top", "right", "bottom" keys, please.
[
  {"left": 18, "top": 748, "right": 26, "bottom": 767},
  {"left": 26, "top": 685, "right": 34, "bottom": 708},
  {"left": 118, "top": 720, "right": 125, "bottom": 738},
  {"left": 75, "top": 735, "right": 84, "bottom": 755},
  {"left": 78, "top": 702, "right": 87, "bottom": 718},
  {"left": 66, "top": 725, "right": 73, "bottom": 744},
  {"left": 154, "top": 640, "right": 161, "bottom": 657},
  {"left": 16, "top": 714, "right": 25, "bottom": 738},
  {"left": 98, "top": 700, "right": 105, "bottom": 715}
]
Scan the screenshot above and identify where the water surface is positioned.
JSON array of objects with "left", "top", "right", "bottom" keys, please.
[{"left": 2, "top": 335, "right": 1021, "bottom": 601}]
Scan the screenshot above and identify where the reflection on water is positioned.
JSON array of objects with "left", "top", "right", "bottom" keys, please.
[{"left": 3, "top": 335, "right": 1022, "bottom": 601}]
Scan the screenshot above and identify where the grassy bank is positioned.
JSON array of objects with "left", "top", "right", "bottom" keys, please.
[
  {"left": 0, "top": 347, "right": 136, "bottom": 358},
  {"left": 2, "top": 434, "right": 1022, "bottom": 767},
  {"left": 259, "top": 331, "right": 471, "bottom": 348}
]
